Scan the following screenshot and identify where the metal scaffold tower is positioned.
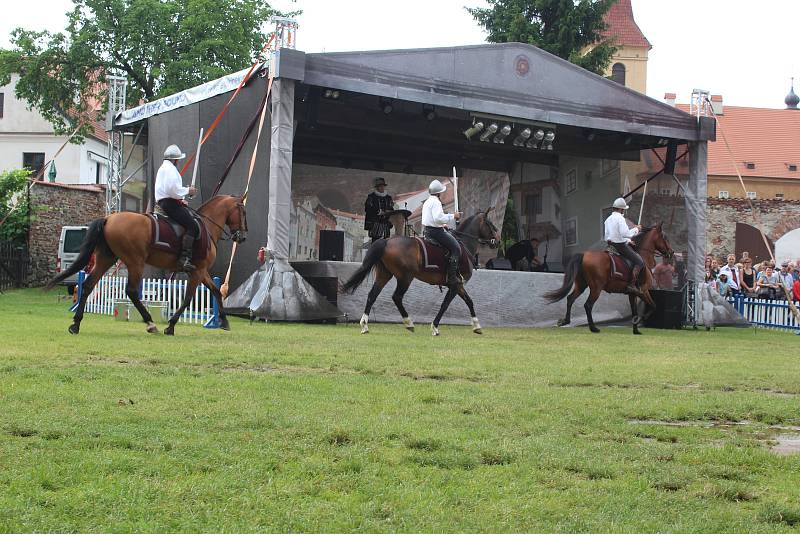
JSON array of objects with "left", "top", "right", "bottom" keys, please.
[
  {"left": 105, "top": 75, "right": 128, "bottom": 214},
  {"left": 270, "top": 16, "right": 298, "bottom": 51}
]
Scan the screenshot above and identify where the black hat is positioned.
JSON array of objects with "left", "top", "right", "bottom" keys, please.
[{"left": 374, "top": 177, "right": 387, "bottom": 187}]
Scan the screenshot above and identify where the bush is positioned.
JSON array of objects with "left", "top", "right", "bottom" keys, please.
[{"left": 0, "top": 168, "right": 33, "bottom": 244}]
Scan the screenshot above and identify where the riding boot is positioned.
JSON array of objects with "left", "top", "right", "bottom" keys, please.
[
  {"left": 626, "top": 265, "right": 642, "bottom": 294},
  {"left": 178, "top": 235, "right": 197, "bottom": 272},
  {"left": 446, "top": 256, "right": 461, "bottom": 286}
]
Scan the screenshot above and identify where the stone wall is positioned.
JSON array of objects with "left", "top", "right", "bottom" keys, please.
[
  {"left": 27, "top": 182, "right": 106, "bottom": 286},
  {"left": 706, "top": 198, "right": 800, "bottom": 260}
]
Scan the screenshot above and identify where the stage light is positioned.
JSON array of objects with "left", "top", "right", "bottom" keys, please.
[
  {"left": 422, "top": 104, "right": 436, "bottom": 121},
  {"left": 623, "top": 135, "right": 633, "bottom": 145},
  {"left": 542, "top": 130, "right": 556, "bottom": 150},
  {"left": 463, "top": 121, "right": 485, "bottom": 140},
  {"left": 526, "top": 129, "right": 545, "bottom": 149},
  {"left": 479, "top": 123, "right": 499, "bottom": 142},
  {"left": 512, "top": 127, "right": 532, "bottom": 147},
  {"left": 492, "top": 125, "right": 512, "bottom": 144},
  {"left": 379, "top": 97, "right": 393, "bottom": 114},
  {"left": 322, "top": 88, "right": 341, "bottom": 100},
  {"left": 583, "top": 129, "right": 596, "bottom": 142}
]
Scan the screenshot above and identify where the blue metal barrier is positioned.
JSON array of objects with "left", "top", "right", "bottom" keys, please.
[{"left": 727, "top": 293, "right": 800, "bottom": 332}]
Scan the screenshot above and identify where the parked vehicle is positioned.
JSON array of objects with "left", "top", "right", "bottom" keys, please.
[{"left": 58, "top": 226, "right": 88, "bottom": 293}]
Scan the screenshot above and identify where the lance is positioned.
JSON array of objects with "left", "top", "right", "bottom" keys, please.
[
  {"left": 452, "top": 166, "right": 459, "bottom": 215},
  {"left": 190, "top": 128, "right": 204, "bottom": 189}
]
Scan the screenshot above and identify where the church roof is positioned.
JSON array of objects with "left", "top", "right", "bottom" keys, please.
[{"left": 602, "top": 0, "right": 652, "bottom": 49}]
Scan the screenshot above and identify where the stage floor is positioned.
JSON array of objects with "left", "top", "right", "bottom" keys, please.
[{"left": 291, "top": 261, "right": 630, "bottom": 328}]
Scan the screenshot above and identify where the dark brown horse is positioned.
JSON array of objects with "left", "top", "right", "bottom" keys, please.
[
  {"left": 545, "top": 222, "right": 673, "bottom": 334},
  {"left": 342, "top": 209, "right": 500, "bottom": 336},
  {"left": 47, "top": 195, "right": 247, "bottom": 336}
]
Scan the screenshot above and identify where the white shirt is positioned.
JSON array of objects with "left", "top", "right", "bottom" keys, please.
[
  {"left": 604, "top": 211, "right": 639, "bottom": 243},
  {"left": 155, "top": 160, "right": 190, "bottom": 201},
  {"left": 421, "top": 195, "right": 455, "bottom": 228},
  {"left": 718, "top": 264, "right": 740, "bottom": 290}
]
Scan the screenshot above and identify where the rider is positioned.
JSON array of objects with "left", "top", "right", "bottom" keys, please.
[
  {"left": 604, "top": 197, "right": 644, "bottom": 294},
  {"left": 155, "top": 144, "right": 198, "bottom": 272},
  {"left": 422, "top": 179, "right": 462, "bottom": 285},
  {"left": 364, "top": 177, "right": 394, "bottom": 242}
]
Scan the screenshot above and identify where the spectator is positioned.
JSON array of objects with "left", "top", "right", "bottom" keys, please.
[
  {"left": 718, "top": 254, "right": 741, "bottom": 295},
  {"left": 739, "top": 251, "right": 750, "bottom": 263},
  {"left": 717, "top": 273, "right": 731, "bottom": 297},
  {"left": 652, "top": 255, "right": 675, "bottom": 289},
  {"left": 793, "top": 276, "right": 800, "bottom": 303},
  {"left": 756, "top": 265, "right": 781, "bottom": 300},
  {"left": 778, "top": 261, "right": 794, "bottom": 297},
  {"left": 705, "top": 258, "right": 720, "bottom": 283},
  {"left": 740, "top": 257, "right": 756, "bottom": 296},
  {"left": 791, "top": 262, "right": 799, "bottom": 282}
]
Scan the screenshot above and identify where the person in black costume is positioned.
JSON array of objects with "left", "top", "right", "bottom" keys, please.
[{"left": 364, "top": 177, "right": 394, "bottom": 242}]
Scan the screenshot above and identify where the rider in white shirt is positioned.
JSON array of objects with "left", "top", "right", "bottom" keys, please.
[
  {"left": 422, "top": 179, "right": 462, "bottom": 285},
  {"left": 155, "top": 144, "right": 198, "bottom": 271},
  {"left": 604, "top": 197, "right": 644, "bottom": 294}
]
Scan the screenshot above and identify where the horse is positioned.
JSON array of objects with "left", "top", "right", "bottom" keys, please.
[
  {"left": 342, "top": 209, "right": 500, "bottom": 336},
  {"left": 544, "top": 222, "right": 673, "bottom": 334},
  {"left": 46, "top": 195, "right": 247, "bottom": 336}
]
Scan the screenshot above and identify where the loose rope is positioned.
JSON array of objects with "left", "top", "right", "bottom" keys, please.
[{"left": 706, "top": 99, "right": 800, "bottom": 321}]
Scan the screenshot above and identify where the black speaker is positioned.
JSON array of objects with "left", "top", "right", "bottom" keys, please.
[
  {"left": 644, "top": 289, "right": 683, "bottom": 329},
  {"left": 486, "top": 257, "right": 513, "bottom": 270},
  {"left": 319, "top": 230, "right": 344, "bottom": 261}
]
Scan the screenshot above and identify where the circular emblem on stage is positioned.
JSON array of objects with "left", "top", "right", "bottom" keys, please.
[{"left": 514, "top": 54, "right": 531, "bottom": 77}]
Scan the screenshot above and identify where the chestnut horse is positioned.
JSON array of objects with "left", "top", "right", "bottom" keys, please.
[
  {"left": 342, "top": 209, "right": 500, "bottom": 336},
  {"left": 545, "top": 222, "right": 673, "bottom": 334},
  {"left": 47, "top": 195, "right": 247, "bottom": 336}
]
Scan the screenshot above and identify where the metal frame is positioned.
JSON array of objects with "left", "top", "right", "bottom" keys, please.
[{"left": 105, "top": 75, "right": 128, "bottom": 213}]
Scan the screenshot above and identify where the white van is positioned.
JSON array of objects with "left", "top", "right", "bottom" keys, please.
[{"left": 58, "top": 225, "right": 88, "bottom": 291}]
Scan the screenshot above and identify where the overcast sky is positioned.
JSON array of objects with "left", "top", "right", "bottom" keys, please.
[{"left": 2, "top": 0, "right": 797, "bottom": 109}]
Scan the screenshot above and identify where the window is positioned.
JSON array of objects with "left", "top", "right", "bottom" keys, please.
[
  {"left": 746, "top": 191, "right": 757, "bottom": 200},
  {"left": 775, "top": 193, "right": 785, "bottom": 199},
  {"left": 788, "top": 164, "right": 797, "bottom": 172},
  {"left": 660, "top": 188, "right": 671, "bottom": 196},
  {"left": 611, "top": 63, "right": 626, "bottom": 86},
  {"left": 566, "top": 168, "right": 577, "bottom": 195},
  {"left": 525, "top": 193, "right": 542, "bottom": 216},
  {"left": 565, "top": 217, "right": 578, "bottom": 246},
  {"left": 745, "top": 162, "right": 756, "bottom": 170},
  {"left": 718, "top": 190, "right": 730, "bottom": 199},
  {"left": 0, "top": 93, "right": 4, "bottom": 118},
  {"left": 22, "top": 152, "right": 45, "bottom": 176}
]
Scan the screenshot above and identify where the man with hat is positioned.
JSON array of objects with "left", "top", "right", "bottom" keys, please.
[
  {"left": 155, "top": 144, "right": 198, "bottom": 271},
  {"left": 422, "top": 179, "right": 462, "bottom": 285},
  {"left": 364, "top": 177, "right": 394, "bottom": 242},
  {"left": 604, "top": 197, "right": 643, "bottom": 294}
]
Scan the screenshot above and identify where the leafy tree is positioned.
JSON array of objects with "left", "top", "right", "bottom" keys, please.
[
  {"left": 500, "top": 196, "right": 519, "bottom": 255},
  {"left": 0, "top": 169, "right": 33, "bottom": 245},
  {"left": 468, "top": 0, "right": 617, "bottom": 75},
  {"left": 0, "top": 0, "right": 291, "bottom": 141}
]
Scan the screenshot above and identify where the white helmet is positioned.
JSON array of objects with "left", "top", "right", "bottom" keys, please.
[
  {"left": 429, "top": 179, "right": 446, "bottom": 195},
  {"left": 164, "top": 144, "right": 186, "bottom": 160},
  {"left": 612, "top": 197, "right": 629, "bottom": 210}
]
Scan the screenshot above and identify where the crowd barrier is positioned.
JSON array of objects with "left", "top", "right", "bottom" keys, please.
[
  {"left": 70, "top": 271, "right": 221, "bottom": 328},
  {"left": 727, "top": 293, "right": 800, "bottom": 332}
]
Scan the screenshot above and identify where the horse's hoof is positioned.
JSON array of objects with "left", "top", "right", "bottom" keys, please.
[
  {"left": 431, "top": 323, "right": 440, "bottom": 336},
  {"left": 360, "top": 313, "right": 369, "bottom": 334},
  {"left": 402, "top": 317, "right": 415, "bottom": 332},
  {"left": 68, "top": 323, "right": 80, "bottom": 335},
  {"left": 633, "top": 329, "right": 642, "bottom": 335},
  {"left": 471, "top": 317, "right": 482, "bottom": 334},
  {"left": 164, "top": 327, "right": 174, "bottom": 336},
  {"left": 590, "top": 327, "right": 601, "bottom": 333},
  {"left": 146, "top": 323, "right": 159, "bottom": 334},
  {"left": 557, "top": 319, "right": 570, "bottom": 327},
  {"left": 361, "top": 326, "right": 369, "bottom": 334}
]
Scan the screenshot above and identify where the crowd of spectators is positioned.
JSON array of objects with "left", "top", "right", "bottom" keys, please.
[{"left": 704, "top": 252, "right": 800, "bottom": 301}]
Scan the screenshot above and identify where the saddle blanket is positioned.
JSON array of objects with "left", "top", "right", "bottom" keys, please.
[
  {"left": 149, "top": 214, "right": 209, "bottom": 262},
  {"left": 414, "top": 237, "right": 472, "bottom": 274},
  {"left": 607, "top": 251, "right": 633, "bottom": 282}
]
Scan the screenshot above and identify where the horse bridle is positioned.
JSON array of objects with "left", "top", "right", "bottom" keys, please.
[
  {"left": 451, "top": 214, "right": 499, "bottom": 248},
  {"left": 189, "top": 201, "right": 247, "bottom": 243}
]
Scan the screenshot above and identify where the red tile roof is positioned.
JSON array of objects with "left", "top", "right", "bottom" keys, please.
[
  {"left": 602, "top": 0, "right": 651, "bottom": 49},
  {"left": 677, "top": 104, "right": 800, "bottom": 180}
]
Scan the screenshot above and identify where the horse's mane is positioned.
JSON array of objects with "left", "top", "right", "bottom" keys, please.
[{"left": 631, "top": 225, "right": 655, "bottom": 246}]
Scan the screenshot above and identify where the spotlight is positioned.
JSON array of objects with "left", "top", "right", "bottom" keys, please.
[
  {"left": 657, "top": 138, "right": 669, "bottom": 146},
  {"left": 512, "top": 127, "right": 532, "bottom": 147},
  {"left": 479, "top": 123, "right": 499, "bottom": 142},
  {"left": 493, "top": 125, "right": 513, "bottom": 144},
  {"left": 379, "top": 97, "right": 393, "bottom": 114},
  {"left": 463, "top": 121, "right": 485, "bottom": 140},
  {"left": 526, "top": 129, "right": 545, "bottom": 149},
  {"left": 322, "top": 88, "right": 340, "bottom": 100},
  {"left": 623, "top": 135, "right": 633, "bottom": 146},
  {"left": 422, "top": 104, "right": 436, "bottom": 121},
  {"left": 542, "top": 130, "right": 556, "bottom": 150},
  {"left": 583, "top": 129, "right": 596, "bottom": 142}
]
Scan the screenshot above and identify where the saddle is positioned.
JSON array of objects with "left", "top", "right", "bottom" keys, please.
[
  {"left": 148, "top": 208, "right": 209, "bottom": 262},
  {"left": 605, "top": 244, "right": 634, "bottom": 282},
  {"left": 414, "top": 236, "right": 472, "bottom": 274}
]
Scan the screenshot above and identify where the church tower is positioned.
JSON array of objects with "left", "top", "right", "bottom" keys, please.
[{"left": 602, "top": 0, "right": 651, "bottom": 94}]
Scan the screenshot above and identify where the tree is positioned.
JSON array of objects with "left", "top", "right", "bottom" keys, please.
[
  {"left": 0, "top": 0, "right": 291, "bottom": 141},
  {"left": 468, "top": 0, "right": 617, "bottom": 75},
  {"left": 500, "top": 196, "right": 520, "bottom": 255},
  {"left": 0, "top": 169, "right": 33, "bottom": 245}
]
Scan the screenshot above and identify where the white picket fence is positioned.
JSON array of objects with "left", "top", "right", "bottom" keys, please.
[
  {"left": 728, "top": 294, "right": 800, "bottom": 332},
  {"left": 74, "top": 272, "right": 219, "bottom": 325}
]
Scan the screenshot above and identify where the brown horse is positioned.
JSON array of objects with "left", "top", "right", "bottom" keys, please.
[
  {"left": 47, "top": 195, "right": 247, "bottom": 336},
  {"left": 342, "top": 209, "right": 500, "bottom": 336},
  {"left": 545, "top": 222, "right": 673, "bottom": 334}
]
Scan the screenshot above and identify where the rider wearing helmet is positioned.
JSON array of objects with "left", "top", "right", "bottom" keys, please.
[
  {"left": 604, "top": 197, "right": 644, "bottom": 294},
  {"left": 364, "top": 177, "right": 394, "bottom": 242},
  {"left": 422, "top": 179, "right": 463, "bottom": 285},
  {"left": 155, "top": 144, "right": 198, "bottom": 271}
]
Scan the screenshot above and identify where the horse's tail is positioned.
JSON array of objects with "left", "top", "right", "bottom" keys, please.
[
  {"left": 544, "top": 253, "right": 584, "bottom": 303},
  {"left": 45, "top": 218, "right": 109, "bottom": 289},
  {"left": 342, "top": 239, "right": 388, "bottom": 294}
]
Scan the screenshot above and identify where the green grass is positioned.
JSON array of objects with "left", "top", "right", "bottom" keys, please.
[{"left": 1, "top": 288, "right": 800, "bottom": 532}]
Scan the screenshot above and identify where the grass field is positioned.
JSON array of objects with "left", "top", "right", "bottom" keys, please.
[{"left": 1, "top": 288, "right": 800, "bottom": 532}]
